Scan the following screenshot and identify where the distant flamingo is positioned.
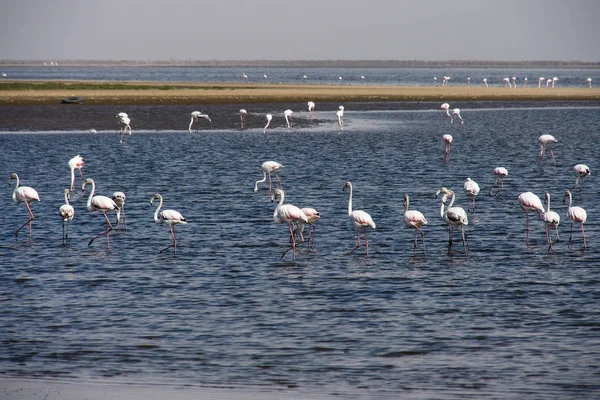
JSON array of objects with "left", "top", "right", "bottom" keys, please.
[
  {"left": 552, "top": 77, "right": 558, "bottom": 88},
  {"left": 503, "top": 77, "right": 511, "bottom": 87},
  {"left": 254, "top": 161, "right": 283, "bottom": 193},
  {"left": 361, "top": 75, "right": 365, "bottom": 82},
  {"left": 571, "top": 164, "right": 591, "bottom": 196},
  {"left": 546, "top": 78, "right": 552, "bottom": 88},
  {"left": 523, "top": 77, "right": 528, "bottom": 87},
  {"left": 587, "top": 78, "right": 592, "bottom": 88},
  {"left": 452, "top": 108, "right": 464, "bottom": 125},
  {"left": 242, "top": 73, "right": 248, "bottom": 81},
  {"left": 403, "top": 194, "right": 428, "bottom": 256},
  {"left": 443, "top": 134, "right": 453, "bottom": 162},
  {"left": 338, "top": 76, "right": 343, "bottom": 83},
  {"left": 441, "top": 103, "right": 453, "bottom": 123},
  {"left": 117, "top": 115, "right": 131, "bottom": 144},
  {"left": 299, "top": 207, "right": 320, "bottom": 249},
  {"left": 434, "top": 77, "right": 438, "bottom": 87},
  {"left": 59, "top": 188, "right": 75, "bottom": 243},
  {"left": 84, "top": 178, "right": 120, "bottom": 248},
  {"left": 239, "top": 109, "right": 247, "bottom": 130},
  {"left": 538, "top": 77, "right": 545, "bottom": 88},
  {"left": 151, "top": 193, "right": 188, "bottom": 255},
  {"left": 518, "top": 191, "right": 545, "bottom": 244},
  {"left": 467, "top": 77, "right": 471, "bottom": 86},
  {"left": 9, "top": 173, "right": 40, "bottom": 239},
  {"left": 483, "top": 78, "right": 488, "bottom": 87},
  {"left": 263, "top": 114, "right": 272, "bottom": 133},
  {"left": 563, "top": 189, "right": 587, "bottom": 249},
  {"left": 112, "top": 191, "right": 126, "bottom": 229},
  {"left": 307, "top": 101, "right": 315, "bottom": 125},
  {"left": 68, "top": 154, "right": 85, "bottom": 191},
  {"left": 343, "top": 181, "right": 376, "bottom": 256},
  {"left": 539, "top": 134, "right": 557, "bottom": 164},
  {"left": 336, "top": 106, "right": 344, "bottom": 131},
  {"left": 263, "top": 74, "right": 268, "bottom": 79},
  {"left": 512, "top": 76, "right": 517, "bottom": 87},
  {"left": 463, "top": 177, "right": 480, "bottom": 212},
  {"left": 436, "top": 187, "right": 469, "bottom": 255},
  {"left": 489, "top": 167, "right": 508, "bottom": 196},
  {"left": 284, "top": 109, "right": 293, "bottom": 128},
  {"left": 189, "top": 111, "right": 211, "bottom": 132},
  {"left": 542, "top": 192, "right": 560, "bottom": 252},
  {"left": 442, "top": 76, "right": 450, "bottom": 86},
  {"left": 271, "top": 189, "right": 308, "bottom": 260}
]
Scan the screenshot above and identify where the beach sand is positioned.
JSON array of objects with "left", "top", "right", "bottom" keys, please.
[{"left": 1, "top": 81, "right": 599, "bottom": 105}]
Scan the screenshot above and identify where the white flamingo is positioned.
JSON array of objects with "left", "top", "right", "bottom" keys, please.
[
  {"left": 189, "top": 111, "right": 211, "bottom": 132},
  {"left": 254, "top": 161, "right": 283, "bottom": 193},
  {"left": 587, "top": 78, "right": 592, "bottom": 88},
  {"left": 84, "top": 178, "right": 120, "bottom": 248},
  {"left": 538, "top": 77, "right": 545, "bottom": 88},
  {"left": 571, "top": 164, "right": 591, "bottom": 196},
  {"left": 68, "top": 154, "right": 85, "bottom": 191},
  {"left": 336, "top": 106, "right": 344, "bottom": 131},
  {"left": 343, "top": 181, "right": 376, "bottom": 256},
  {"left": 539, "top": 134, "right": 558, "bottom": 165},
  {"left": 512, "top": 76, "right": 517, "bottom": 87},
  {"left": 9, "top": 173, "right": 40, "bottom": 239},
  {"left": 271, "top": 189, "right": 308, "bottom": 260},
  {"left": 299, "top": 207, "right": 320, "bottom": 249},
  {"left": 518, "top": 191, "right": 545, "bottom": 244},
  {"left": 284, "top": 109, "right": 293, "bottom": 128},
  {"left": 112, "top": 191, "right": 126, "bottom": 229},
  {"left": 483, "top": 78, "right": 488, "bottom": 87},
  {"left": 307, "top": 101, "right": 315, "bottom": 125},
  {"left": 117, "top": 115, "right": 131, "bottom": 144},
  {"left": 542, "top": 192, "right": 560, "bottom": 251},
  {"left": 59, "top": 188, "right": 75, "bottom": 243},
  {"left": 151, "top": 193, "right": 188, "bottom": 255},
  {"left": 441, "top": 103, "right": 453, "bottom": 123},
  {"left": 239, "top": 109, "right": 247, "bottom": 130},
  {"left": 503, "top": 77, "right": 511, "bottom": 87},
  {"left": 523, "top": 77, "right": 528, "bottom": 87},
  {"left": 552, "top": 77, "right": 558, "bottom": 88},
  {"left": 403, "top": 194, "right": 427, "bottom": 256},
  {"left": 443, "top": 134, "right": 453, "bottom": 162},
  {"left": 563, "top": 189, "right": 587, "bottom": 249},
  {"left": 436, "top": 187, "right": 469, "bottom": 255},
  {"left": 263, "top": 114, "right": 272, "bottom": 133},
  {"left": 452, "top": 108, "right": 464, "bottom": 125},
  {"left": 463, "top": 177, "right": 480, "bottom": 212},
  {"left": 489, "top": 167, "right": 508, "bottom": 196}
]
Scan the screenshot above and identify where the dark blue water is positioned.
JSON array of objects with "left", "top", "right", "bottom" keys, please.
[
  {"left": 1, "top": 65, "right": 598, "bottom": 87},
  {"left": 1, "top": 101, "right": 600, "bottom": 399}
]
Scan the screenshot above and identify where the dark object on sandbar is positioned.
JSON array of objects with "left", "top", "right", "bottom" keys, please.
[{"left": 61, "top": 96, "right": 84, "bottom": 104}]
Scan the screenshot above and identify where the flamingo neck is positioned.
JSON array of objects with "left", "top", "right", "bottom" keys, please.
[
  {"left": 254, "top": 171, "right": 267, "bottom": 191},
  {"left": 153, "top": 196, "right": 163, "bottom": 223},
  {"left": 404, "top": 196, "right": 409, "bottom": 213},
  {"left": 347, "top": 184, "right": 353, "bottom": 216},
  {"left": 64, "top": 190, "right": 70, "bottom": 205},
  {"left": 447, "top": 191, "right": 456, "bottom": 208},
  {"left": 566, "top": 192, "right": 572, "bottom": 209},
  {"left": 546, "top": 194, "right": 551, "bottom": 212},
  {"left": 70, "top": 168, "right": 76, "bottom": 190},
  {"left": 439, "top": 196, "right": 446, "bottom": 218},
  {"left": 86, "top": 181, "right": 96, "bottom": 210},
  {"left": 277, "top": 191, "right": 285, "bottom": 208}
]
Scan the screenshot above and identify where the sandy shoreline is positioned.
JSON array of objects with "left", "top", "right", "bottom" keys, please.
[{"left": 1, "top": 81, "right": 599, "bottom": 105}]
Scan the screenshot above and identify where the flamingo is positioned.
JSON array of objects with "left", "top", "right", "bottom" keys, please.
[
  {"left": 84, "top": 178, "right": 120, "bottom": 248},
  {"left": 442, "top": 76, "right": 450, "bottom": 86},
  {"left": 539, "top": 134, "right": 558, "bottom": 165},
  {"left": 518, "top": 191, "right": 545, "bottom": 244},
  {"left": 59, "top": 188, "right": 75, "bottom": 244},
  {"left": 361, "top": 75, "right": 365, "bottom": 82},
  {"left": 572, "top": 164, "right": 591, "bottom": 196},
  {"left": 307, "top": 101, "right": 315, "bottom": 126},
  {"left": 403, "top": 194, "right": 428, "bottom": 256},
  {"left": 512, "top": 76, "right": 517, "bottom": 87},
  {"left": 434, "top": 77, "right": 438, "bottom": 87},
  {"left": 189, "top": 111, "right": 211, "bottom": 132},
  {"left": 9, "top": 173, "right": 40, "bottom": 239},
  {"left": 242, "top": 72, "right": 248, "bottom": 81},
  {"left": 452, "top": 108, "right": 464, "bottom": 125},
  {"left": 151, "top": 193, "right": 188, "bottom": 255},
  {"left": 343, "top": 181, "right": 376, "bottom": 256},
  {"left": 284, "top": 109, "right": 293, "bottom": 128},
  {"left": 441, "top": 103, "right": 453, "bottom": 123},
  {"left": 254, "top": 161, "right": 283, "bottom": 193},
  {"left": 483, "top": 78, "right": 488, "bottom": 87},
  {"left": 263, "top": 74, "right": 268, "bottom": 79},
  {"left": 503, "top": 77, "right": 511, "bottom": 87},
  {"left": 239, "top": 109, "right": 247, "bottom": 130},
  {"left": 112, "top": 191, "right": 126, "bottom": 229},
  {"left": 443, "top": 134, "right": 453, "bottom": 162},
  {"left": 523, "top": 77, "right": 528, "bottom": 87},
  {"left": 68, "top": 154, "right": 85, "bottom": 191},
  {"left": 463, "top": 177, "right": 480, "bottom": 212},
  {"left": 271, "top": 189, "right": 308, "bottom": 260},
  {"left": 542, "top": 192, "right": 560, "bottom": 252},
  {"left": 546, "top": 78, "right": 552, "bottom": 88},
  {"left": 563, "top": 189, "right": 587, "bottom": 249},
  {"left": 117, "top": 115, "right": 131, "bottom": 144},
  {"left": 263, "top": 114, "right": 272, "bottom": 133},
  {"left": 299, "top": 207, "right": 320, "bottom": 249},
  {"left": 467, "top": 77, "right": 471, "bottom": 86},
  {"left": 538, "top": 77, "right": 545, "bottom": 88},
  {"left": 587, "top": 78, "right": 592, "bottom": 88},
  {"left": 336, "top": 106, "right": 344, "bottom": 131},
  {"left": 489, "top": 167, "right": 508, "bottom": 196},
  {"left": 435, "top": 187, "right": 469, "bottom": 255},
  {"left": 552, "top": 77, "right": 558, "bottom": 88}
]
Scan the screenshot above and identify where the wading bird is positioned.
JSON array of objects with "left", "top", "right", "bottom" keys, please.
[
  {"left": 299, "top": 207, "right": 320, "bottom": 249},
  {"left": 59, "top": 188, "right": 75, "bottom": 243},
  {"left": 68, "top": 154, "right": 85, "bottom": 191},
  {"left": 443, "top": 134, "right": 453, "bottom": 162},
  {"left": 343, "top": 181, "right": 376, "bottom": 257},
  {"left": 254, "top": 161, "right": 283, "bottom": 193},
  {"left": 336, "top": 106, "right": 344, "bottom": 131},
  {"left": 307, "top": 101, "right": 315, "bottom": 125},
  {"left": 271, "top": 189, "right": 308, "bottom": 260},
  {"left": 403, "top": 194, "right": 427, "bottom": 256},
  {"left": 112, "top": 191, "right": 126, "bottom": 229},
  {"left": 489, "top": 167, "right": 508, "bottom": 196},
  {"left": 483, "top": 78, "right": 488, "bottom": 87},
  {"left": 539, "top": 134, "right": 558, "bottom": 165},
  {"left": 189, "top": 111, "right": 211, "bottom": 132},
  {"left": 564, "top": 189, "right": 587, "bottom": 249},
  {"left": 263, "top": 114, "right": 272, "bottom": 133},
  {"left": 542, "top": 192, "right": 560, "bottom": 252},
  {"left": 436, "top": 187, "right": 469, "bottom": 255},
  {"left": 151, "top": 193, "right": 188, "bottom": 255},
  {"left": 452, "top": 108, "right": 464, "bottom": 125},
  {"left": 84, "top": 178, "right": 120, "bottom": 248},
  {"left": 117, "top": 114, "right": 131, "bottom": 144},
  {"left": 441, "top": 103, "right": 453, "bottom": 123},
  {"left": 571, "top": 164, "right": 591, "bottom": 196},
  {"left": 239, "top": 109, "right": 247, "bottom": 130},
  {"left": 9, "top": 173, "right": 40, "bottom": 239},
  {"left": 463, "top": 177, "right": 480, "bottom": 212},
  {"left": 518, "top": 191, "right": 545, "bottom": 244},
  {"left": 284, "top": 109, "right": 293, "bottom": 128}
]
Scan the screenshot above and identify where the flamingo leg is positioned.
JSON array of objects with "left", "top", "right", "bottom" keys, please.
[
  {"left": 88, "top": 213, "right": 113, "bottom": 247},
  {"left": 462, "top": 226, "right": 468, "bottom": 255},
  {"left": 66, "top": 221, "right": 71, "bottom": 242},
  {"left": 412, "top": 230, "right": 418, "bottom": 256},
  {"left": 274, "top": 172, "right": 283, "bottom": 190},
  {"left": 448, "top": 226, "right": 454, "bottom": 253},
  {"left": 568, "top": 223, "right": 574, "bottom": 248},
  {"left": 15, "top": 202, "right": 35, "bottom": 239},
  {"left": 364, "top": 228, "right": 370, "bottom": 257},
  {"left": 308, "top": 224, "right": 316, "bottom": 250},
  {"left": 160, "top": 225, "right": 177, "bottom": 254},
  {"left": 267, "top": 172, "right": 273, "bottom": 193},
  {"left": 525, "top": 211, "right": 530, "bottom": 244},
  {"left": 549, "top": 148, "right": 556, "bottom": 165},
  {"left": 347, "top": 228, "right": 361, "bottom": 255},
  {"left": 281, "top": 222, "right": 296, "bottom": 260},
  {"left": 581, "top": 224, "right": 587, "bottom": 249},
  {"left": 62, "top": 221, "right": 66, "bottom": 244},
  {"left": 418, "top": 227, "right": 426, "bottom": 257}
]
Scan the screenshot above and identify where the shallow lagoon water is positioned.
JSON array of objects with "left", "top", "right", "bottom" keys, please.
[{"left": 1, "top": 101, "right": 600, "bottom": 398}]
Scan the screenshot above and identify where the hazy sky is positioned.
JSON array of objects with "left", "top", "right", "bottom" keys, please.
[{"left": 1, "top": 0, "right": 599, "bottom": 61}]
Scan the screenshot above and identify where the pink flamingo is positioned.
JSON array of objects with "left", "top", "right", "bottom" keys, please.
[
  {"left": 483, "top": 78, "right": 488, "bottom": 87},
  {"left": 271, "top": 189, "right": 308, "bottom": 260},
  {"left": 434, "top": 77, "right": 438, "bottom": 87},
  {"left": 452, "top": 108, "right": 464, "bottom": 125},
  {"left": 564, "top": 189, "right": 587, "bottom": 249},
  {"left": 239, "top": 109, "right": 247, "bottom": 130},
  {"left": 343, "top": 181, "right": 376, "bottom": 256},
  {"left": 539, "top": 134, "right": 558, "bottom": 164},
  {"left": 503, "top": 77, "right": 511, "bottom": 87},
  {"left": 284, "top": 109, "right": 293, "bottom": 128},
  {"left": 9, "top": 173, "right": 40, "bottom": 239},
  {"left": 59, "top": 188, "right": 75, "bottom": 244},
  {"left": 68, "top": 154, "right": 85, "bottom": 191},
  {"left": 518, "top": 191, "right": 545, "bottom": 244},
  {"left": 443, "top": 134, "right": 453, "bottom": 162},
  {"left": 441, "top": 103, "right": 453, "bottom": 123},
  {"left": 84, "top": 178, "right": 120, "bottom": 248},
  {"left": 307, "top": 101, "right": 315, "bottom": 125},
  {"left": 242, "top": 73, "right": 248, "bottom": 81},
  {"left": 436, "top": 187, "right": 469, "bottom": 255},
  {"left": 117, "top": 115, "right": 131, "bottom": 144},
  {"left": 587, "top": 78, "right": 592, "bottom": 88},
  {"left": 489, "top": 167, "right": 508, "bottom": 196},
  {"left": 463, "top": 177, "right": 480, "bottom": 212},
  {"left": 523, "top": 77, "right": 528, "bottom": 87},
  {"left": 572, "top": 164, "right": 591, "bottom": 196},
  {"left": 189, "top": 111, "right": 211, "bottom": 132},
  {"left": 254, "top": 161, "right": 283, "bottom": 193},
  {"left": 467, "top": 77, "right": 471, "bottom": 86},
  {"left": 538, "top": 77, "right": 545, "bottom": 88},
  {"left": 552, "top": 77, "right": 558, "bottom": 88},
  {"left": 263, "top": 114, "right": 272, "bottom": 133},
  {"left": 542, "top": 192, "right": 560, "bottom": 252},
  {"left": 299, "top": 207, "right": 320, "bottom": 249},
  {"left": 151, "top": 193, "right": 188, "bottom": 255},
  {"left": 403, "top": 194, "right": 428, "bottom": 256}
]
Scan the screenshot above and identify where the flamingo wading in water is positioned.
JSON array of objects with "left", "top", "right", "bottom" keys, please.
[
  {"left": 542, "top": 192, "right": 560, "bottom": 252},
  {"left": 151, "top": 193, "right": 188, "bottom": 255},
  {"left": 9, "top": 173, "right": 40, "bottom": 239},
  {"left": 518, "top": 191, "right": 545, "bottom": 244},
  {"left": 452, "top": 108, "right": 464, "bottom": 125},
  {"left": 436, "top": 187, "right": 469, "bottom": 255},
  {"left": 336, "top": 106, "right": 344, "bottom": 131},
  {"left": 441, "top": 103, "right": 453, "bottom": 123},
  {"left": 564, "top": 189, "right": 587, "bottom": 249},
  {"left": 463, "top": 177, "right": 480, "bottom": 212},
  {"left": 84, "top": 178, "right": 120, "bottom": 248},
  {"left": 443, "top": 134, "right": 453, "bottom": 162},
  {"left": 307, "top": 101, "right": 315, "bottom": 126},
  {"left": 343, "top": 181, "right": 376, "bottom": 256},
  {"left": 271, "top": 189, "right": 308, "bottom": 260},
  {"left": 59, "top": 188, "right": 75, "bottom": 243},
  {"left": 489, "top": 167, "right": 508, "bottom": 196},
  {"left": 189, "top": 111, "right": 211, "bottom": 132},
  {"left": 254, "top": 161, "right": 283, "bottom": 193},
  {"left": 112, "top": 191, "right": 126, "bottom": 229},
  {"left": 571, "top": 164, "right": 591, "bottom": 196},
  {"left": 263, "top": 114, "right": 272, "bottom": 133},
  {"left": 239, "top": 109, "right": 247, "bottom": 130},
  {"left": 284, "top": 109, "right": 293, "bottom": 128},
  {"left": 539, "top": 134, "right": 557, "bottom": 165},
  {"left": 403, "top": 194, "right": 428, "bottom": 256},
  {"left": 299, "top": 207, "right": 320, "bottom": 249},
  {"left": 68, "top": 154, "right": 85, "bottom": 191}
]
